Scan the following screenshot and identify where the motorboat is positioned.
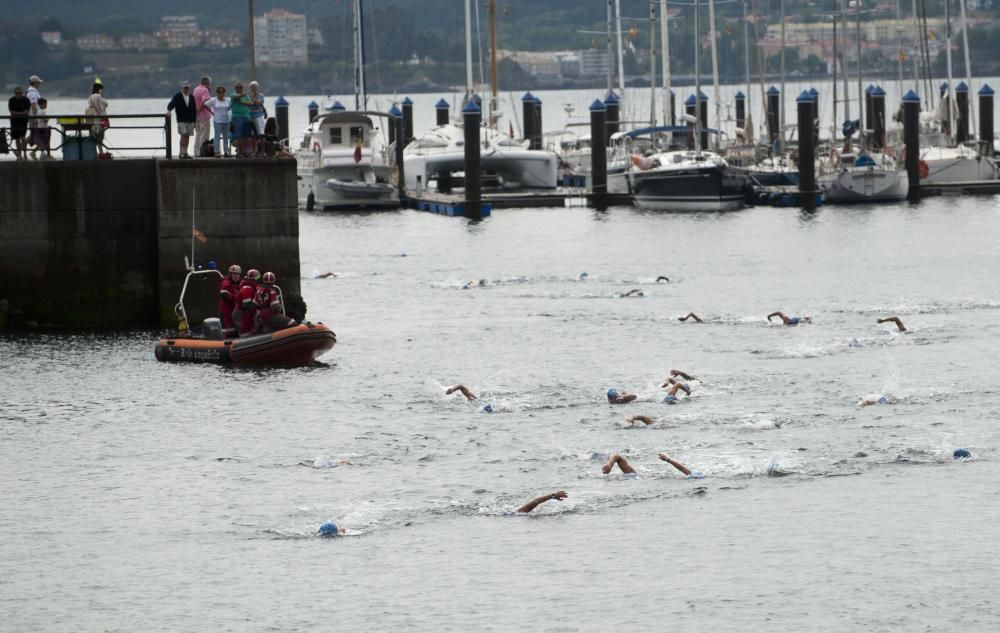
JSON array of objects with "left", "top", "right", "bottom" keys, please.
[
  {"left": 295, "top": 110, "right": 398, "bottom": 211},
  {"left": 154, "top": 269, "right": 335, "bottom": 367},
  {"left": 627, "top": 148, "right": 752, "bottom": 211},
  {"left": 404, "top": 121, "right": 558, "bottom": 194}
]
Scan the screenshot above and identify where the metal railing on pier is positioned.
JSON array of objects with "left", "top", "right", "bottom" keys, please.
[{"left": 0, "top": 113, "right": 173, "bottom": 159}]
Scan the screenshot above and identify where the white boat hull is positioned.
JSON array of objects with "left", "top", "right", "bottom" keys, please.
[
  {"left": 820, "top": 167, "right": 909, "bottom": 204},
  {"left": 298, "top": 166, "right": 398, "bottom": 211},
  {"left": 921, "top": 155, "right": 998, "bottom": 185},
  {"left": 404, "top": 124, "right": 558, "bottom": 193}
]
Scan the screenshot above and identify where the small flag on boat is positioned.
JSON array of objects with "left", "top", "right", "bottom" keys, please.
[
  {"left": 192, "top": 227, "right": 208, "bottom": 243},
  {"left": 354, "top": 142, "right": 362, "bottom": 163}
]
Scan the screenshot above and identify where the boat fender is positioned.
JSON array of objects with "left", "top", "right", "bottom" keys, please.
[
  {"left": 306, "top": 191, "right": 315, "bottom": 211},
  {"left": 313, "top": 142, "right": 321, "bottom": 153},
  {"left": 918, "top": 159, "right": 929, "bottom": 179},
  {"left": 630, "top": 154, "right": 653, "bottom": 170}
]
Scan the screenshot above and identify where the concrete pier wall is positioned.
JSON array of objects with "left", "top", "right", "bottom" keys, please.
[{"left": 0, "top": 159, "right": 300, "bottom": 329}]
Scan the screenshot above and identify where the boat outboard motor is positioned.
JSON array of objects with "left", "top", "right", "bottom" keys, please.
[{"left": 203, "top": 317, "right": 223, "bottom": 340}]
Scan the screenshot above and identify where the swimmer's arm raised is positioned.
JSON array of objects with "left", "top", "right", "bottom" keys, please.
[
  {"left": 446, "top": 384, "right": 477, "bottom": 400},
  {"left": 658, "top": 453, "right": 692, "bottom": 476},
  {"left": 627, "top": 415, "right": 657, "bottom": 426},
  {"left": 517, "top": 490, "right": 567, "bottom": 513},
  {"left": 877, "top": 316, "right": 907, "bottom": 332},
  {"left": 670, "top": 369, "right": 695, "bottom": 381}
]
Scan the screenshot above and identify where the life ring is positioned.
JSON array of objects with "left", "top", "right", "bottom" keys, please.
[
  {"left": 918, "top": 159, "right": 929, "bottom": 179},
  {"left": 313, "top": 142, "right": 321, "bottom": 153}
]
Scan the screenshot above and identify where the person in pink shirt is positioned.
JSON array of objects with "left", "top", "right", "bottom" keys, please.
[{"left": 193, "top": 76, "right": 212, "bottom": 157}]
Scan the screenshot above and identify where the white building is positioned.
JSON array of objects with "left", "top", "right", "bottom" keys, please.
[
  {"left": 580, "top": 49, "right": 610, "bottom": 79},
  {"left": 254, "top": 9, "right": 308, "bottom": 67},
  {"left": 158, "top": 15, "right": 201, "bottom": 49}
]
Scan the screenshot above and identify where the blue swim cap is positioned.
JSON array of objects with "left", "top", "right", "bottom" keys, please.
[
  {"left": 207, "top": 260, "right": 217, "bottom": 270},
  {"left": 607, "top": 388, "right": 620, "bottom": 400},
  {"left": 482, "top": 403, "right": 495, "bottom": 413},
  {"left": 953, "top": 448, "right": 972, "bottom": 459},
  {"left": 877, "top": 396, "right": 888, "bottom": 405},
  {"left": 318, "top": 521, "right": 338, "bottom": 536},
  {"left": 478, "top": 278, "right": 486, "bottom": 286},
  {"left": 579, "top": 272, "right": 588, "bottom": 279},
  {"left": 663, "top": 394, "right": 677, "bottom": 403}
]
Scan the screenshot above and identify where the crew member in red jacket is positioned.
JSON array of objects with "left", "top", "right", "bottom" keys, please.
[
  {"left": 235, "top": 268, "right": 261, "bottom": 337},
  {"left": 218, "top": 264, "right": 242, "bottom": 332},
  {"left": 255, "top": 271, "right": 297, "bottom": 332}
]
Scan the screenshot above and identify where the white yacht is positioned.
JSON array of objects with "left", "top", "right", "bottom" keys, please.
[
  {"left": 296, "top": 111, "right": 398, "bottom": 211},
  {"left": 403, "top": 0, "right": 558, "bottom": 195},
  {"left": 404, "top": 123, "right": 558, "bottom": 193}
]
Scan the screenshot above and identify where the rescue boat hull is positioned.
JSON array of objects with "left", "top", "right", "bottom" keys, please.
[{"left": 155, "top": 323, "right": 336, "bottom": 366}]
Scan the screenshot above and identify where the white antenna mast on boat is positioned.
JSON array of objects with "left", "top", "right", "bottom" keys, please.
[
  {"left": 189, "top": 190, "right": 196, "bottom": 272},
  {"left": 660, "top": 0, "right": 672, "bottom": 126}
]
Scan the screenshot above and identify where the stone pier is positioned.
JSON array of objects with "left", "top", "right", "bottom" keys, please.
[{"left": 0, "top": 159, "right": 301, "bottom": 329}]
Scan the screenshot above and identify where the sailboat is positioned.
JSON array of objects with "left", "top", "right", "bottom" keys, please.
[
  {"left": 403, "top": 0, "right": 558, "bottom": 194},
  {"left": 888, "top": 0, "right": 998, "bottom": 186},
  {"left": 818, "top": 0, "right": 908, "bottom": 204},
  {"left": 295, "top": 0, "right": 399, "bottom": 210},
  {"left": 625, "top": 0, "right": 752, "bottom": 211}
]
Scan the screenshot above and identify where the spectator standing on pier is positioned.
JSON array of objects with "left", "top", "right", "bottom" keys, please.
[
  {"left": 26, "top": 75, "right": 42, "bottom": 158},
  {"left": 193, "top": 76, "right": 212, "bottom": 157},
  {"left": 248, "top": 81, "right": 266, "bottom": 156},
  {"left": 86, "top": 81, "right": 109, "bottom": 153},
  {"left": 7, "top": 86, "right": 30, "bottom": 159},
  {"left": 203, "top": 86, "right": 232, "bottom": 157},
  {"left": 229, "top": 82, "right": 253, "bottom": 157},
  {"left": 167, "top": 81, "right": 197, "bottom": 158},
  {"left": 34, "top": 98, "right": 51, "bottom": 159}
]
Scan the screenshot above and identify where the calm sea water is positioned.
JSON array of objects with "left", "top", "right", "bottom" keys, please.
[{"left": 3, "top": 197, "right": 1000, "bottom": 631}]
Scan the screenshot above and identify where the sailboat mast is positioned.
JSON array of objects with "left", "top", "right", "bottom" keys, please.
[
  {"left": 958, "top": 0, "right": 975, "bottom": 133},
  {"left": 708, "top": 0, "right": 721, "bottom": 149},
  {"left": 742, "top": 0, "right": 750, "bottom": 113},
  {"left": 489, "top": 0, "right": 498, "bottom": 127},
  {"left": 607, "top": 0, "right": 614, "bottom": 95},
  {"left": 465, "top": 0, "right": 474, "bottom": 102},
  {"left": 945, "top": 0, "right": 954, "bottom": 141},
  {"left": 779, "top": 0, "right": 786, "bottom": 135},
  {"left": 895, "top": 0, "right": 903, "bottom": 99},
  {"left": 615, "top": 0, "right": 626, "bottom": 96},
  {"left": 649, "top": 0, "right": 657, "bottom": 127},
  {"left": 833, "top": 15, "right": 838, "bottom": 132},
  {"left": 661, "top": 0, "right": 672, "bottom": 125},
  {"left": 855, "top": 0, "right": 863, "bottom": 139},
  {"left": 694, "top": 0, "right": 702, "bottom": 155},
  {"left": 840, "top": 0, "right": 850, "bottom": 121},
  {"left": 354, "top": 0, "right": 367, "bottom": 110}
]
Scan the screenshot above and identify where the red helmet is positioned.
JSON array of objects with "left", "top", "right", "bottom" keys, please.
[
  {"left": 246, "top": 269, "right": 261, "bottom": 282},
  {"left": 263, "top": 271, "right": 276, "bottom": 284},
  {"left": 228, "top": 264, "right": 242, "bottom": 275}
]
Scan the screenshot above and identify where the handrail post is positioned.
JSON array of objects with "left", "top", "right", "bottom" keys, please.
[{"left": 165, "top": 114, "right": 173, "bottom": 159}]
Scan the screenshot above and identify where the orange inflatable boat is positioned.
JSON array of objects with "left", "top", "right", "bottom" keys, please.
[
  {"left": 155, "top": 322, "right": 336, "bottom": 366},
  {"left": 154, "top": 267, "right": 336, "bottom": 367}
]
